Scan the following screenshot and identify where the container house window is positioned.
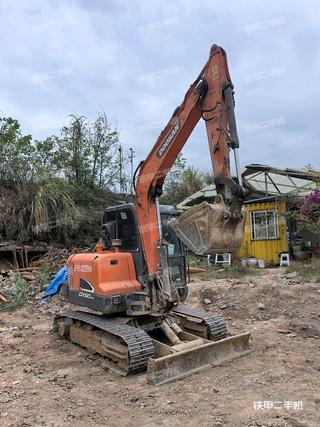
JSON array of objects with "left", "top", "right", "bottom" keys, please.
[{"left": 250, "top": 209, "right": 279, "bottom": 240}]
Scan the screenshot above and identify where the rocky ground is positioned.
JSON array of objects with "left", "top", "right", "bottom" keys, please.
[{"left": 1, "top": 269, "right": 320, "bottom": 427}]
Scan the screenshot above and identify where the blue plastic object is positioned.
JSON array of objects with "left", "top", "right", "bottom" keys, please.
[{"left": 43, "top": 265, "right": 67, "bottom": 300}]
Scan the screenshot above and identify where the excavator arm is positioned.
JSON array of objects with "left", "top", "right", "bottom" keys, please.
[{"left": 135, "top": 44, "right": 246, "bottom": 276}]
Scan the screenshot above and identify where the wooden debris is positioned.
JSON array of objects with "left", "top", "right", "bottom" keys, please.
[
  {"left": 0, "top": 292, "right": 8, "bottom": 302},
  {"left": 21, "top": 274, "right": 36, "bottom": 281},
  {"left": 188, "top": 267, "right": 207, "bottom": 274}
]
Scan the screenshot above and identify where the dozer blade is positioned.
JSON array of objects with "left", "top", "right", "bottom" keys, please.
[
  {"left": 146, "top": 331, "right": 250, "bottom": 386},
  {"left": 169, "top": 201, "right": 246, "bottom": 255}
]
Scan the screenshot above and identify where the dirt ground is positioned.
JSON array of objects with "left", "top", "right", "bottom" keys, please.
[{"left": 1, "top": 269, "right": 320, "bottom": 427}]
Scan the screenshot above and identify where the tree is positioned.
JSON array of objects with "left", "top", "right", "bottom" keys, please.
[
  {"left": 0, "top": 117, "right": 33, "bottom": 181},
  {"left": 0, "top": 113, "right": 123, "bottom": 245},
  {"left": 35, "top": 114, "right": 121, "bottom": 190},
  {"left": 160, "top": 154, "right": 187, "bottom": 205},
  {"left": 160, "top": 154, "right": 214, "bottom": 206},
  {"left": 88, "top": 113, "right": 120, "bottom": 188}
]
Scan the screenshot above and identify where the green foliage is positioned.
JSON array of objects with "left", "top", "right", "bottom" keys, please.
[
  {"left": 161, "top": 154, "right": 214, "bottom": 206},
  {"left": 34, "top": 113, "right": 120, "bottom": 189},
  {"left": 0, "top": 176, "right": 81, "bottom": 243},
  {"left": 0, "top": 114, "right": 123, "bottom": 245},
  {"left": 35, "top": 268, "right": 51, "bottom": 292},
  {"left": 0, "top": 117, "right": 33, "bottom": 181},
  {"left": 0, "top": 274, "right": 29, "bottom": 312},
  {"left": 201, "top": 171, "right": 215, "bottom": 186},
  {"left": 0, "top": 268, "right": 51, "bottom": 312}
]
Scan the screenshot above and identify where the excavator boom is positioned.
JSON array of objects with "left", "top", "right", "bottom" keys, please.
[{"left": 135, "top": 45, "right": 246, "bottom": 274}]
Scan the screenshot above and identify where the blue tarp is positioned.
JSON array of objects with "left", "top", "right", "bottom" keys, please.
[{"left": 42, "top": 265, "right": 67, "bottom": 300}]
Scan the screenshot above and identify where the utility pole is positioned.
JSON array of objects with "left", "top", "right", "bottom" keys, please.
[
  {"left": 118, "top": 145, "right": 123, "bottom": 195},
  {"left": 129, "top": 147, "right": 135, "bottom": 194}
]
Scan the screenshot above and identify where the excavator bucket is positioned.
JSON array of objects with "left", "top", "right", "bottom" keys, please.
[
  {"left": 146, "top": 331, "right": 250, "bottom": 386},
  {"left": 169, "top": 200, "right": 246, "bottom": 255}
]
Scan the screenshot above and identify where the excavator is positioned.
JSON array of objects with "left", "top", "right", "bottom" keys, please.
[{"left": 54, "top": 44, "right": 250, "bottom": 386}]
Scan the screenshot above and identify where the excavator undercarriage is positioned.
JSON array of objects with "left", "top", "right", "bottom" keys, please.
[{"left": 54, "top": 307, "right": 250, "bottom": 386}]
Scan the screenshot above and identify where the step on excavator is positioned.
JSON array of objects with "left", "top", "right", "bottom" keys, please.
[{"left": 54, "top": 44, "right": 250, "bottom": 386}]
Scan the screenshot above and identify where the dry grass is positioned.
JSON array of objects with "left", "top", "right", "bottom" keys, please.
[
  {"left": 197, "top": 265, "right": 259, "bottom": 280},
  {"left": 188, "top": 255, "right": 259, "bottom": 280},
  {"left": 286, "top": 258, "right": 320, "bottom": 282},
  {"left": 0, "top": 177, "right": 80, "bottom": 242}
]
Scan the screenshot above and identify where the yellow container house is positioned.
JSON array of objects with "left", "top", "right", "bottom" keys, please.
[
  {"left": 177, "top": 164, "right": 320, "bottom": 265},
  {"left": 235, "top": 200, "right": 287, "bottom": 264}
]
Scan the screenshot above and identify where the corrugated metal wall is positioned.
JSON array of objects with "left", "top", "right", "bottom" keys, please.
[{"left": 235, "top": 200, "right": 288, "bottom": 264}]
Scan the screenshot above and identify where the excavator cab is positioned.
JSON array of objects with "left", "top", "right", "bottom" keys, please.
[
  {"left": 160, "top": 205, "right": 187, "bottom": 298},
  {"left": 102, "top": 204, "right": 146, "bottom": 281},
  {"left": 102, "top": 203, "right": 188, "bottom": 302}
]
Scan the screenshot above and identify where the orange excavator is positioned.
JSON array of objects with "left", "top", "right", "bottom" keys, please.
[{"left": 54, "top": 45, "right": 250, "bottom": 386}]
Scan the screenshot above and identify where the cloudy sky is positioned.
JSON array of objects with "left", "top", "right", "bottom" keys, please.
[{"left": 1, "top": 0, "right": 319, "bottom": 174}]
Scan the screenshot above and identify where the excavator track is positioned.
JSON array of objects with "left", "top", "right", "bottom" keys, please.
[
  {"left": 54, "top": 311, "right": 154, "bottom": 374},
  {"left": 54, "top": 308, "right": 249, "bottom": 386},
  {"left": 172, "top": 305, "right": 228, "bottom": 341}
]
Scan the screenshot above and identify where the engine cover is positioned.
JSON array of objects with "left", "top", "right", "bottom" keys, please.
[{"left": 67, "top": 252, "right": 142, "bottom": 297}]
